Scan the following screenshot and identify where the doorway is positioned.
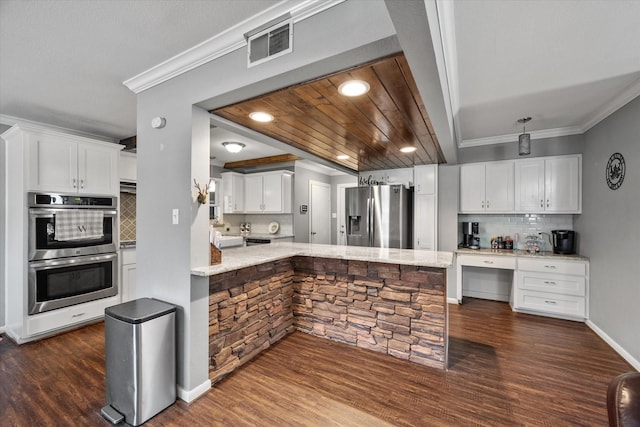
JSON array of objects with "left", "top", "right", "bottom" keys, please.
[{"left": 309, "top": 180, "right": 331, "bottom": 244}]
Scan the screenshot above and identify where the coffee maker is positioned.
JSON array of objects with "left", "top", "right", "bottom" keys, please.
[
  {"left": 552, "top": 230, "right": 576, "bottom": 254},
  {"left": 461, "top": 222, "right": 480, "bottom": 249}
]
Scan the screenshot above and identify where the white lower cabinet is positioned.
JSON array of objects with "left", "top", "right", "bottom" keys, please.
[
  {"left": 27, "top": 295, "right": 120, "bottom": 337},
  {"left": 514, "top": 258, "right": 588, "bottom": 319},
  {"left": 120, "top": 248, "right": 137, "bottom": 302}
]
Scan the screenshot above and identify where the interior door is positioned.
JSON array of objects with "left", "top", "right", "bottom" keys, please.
[{"left": 309, "top": 180, "right": 331, "bottom": 244}]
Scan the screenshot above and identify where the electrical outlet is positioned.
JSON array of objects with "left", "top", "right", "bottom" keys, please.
[{"left": 172, "top": 209, "right": 179, "bottom": 225}]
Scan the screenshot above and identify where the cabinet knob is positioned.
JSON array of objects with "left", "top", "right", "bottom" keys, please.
[
  {"left": 540, "top": 200, "right": 544, "bottom": 208},
  {"left": 80, "top": 179, "right": 84, "bottom": 189},
  {"left": 73, "top": 178, "right": 77, "bottom": 188},
  {"left": 486, "top": 200, "right": 490, "bottom": 208},
  {"left": 546, "top": 199, "right": 550, "bottom": 208}
]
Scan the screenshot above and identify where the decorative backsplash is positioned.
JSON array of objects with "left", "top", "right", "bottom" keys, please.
[
  {"left": 120, "top": 193, "right": 136, "bottom": 242},
  {"left": 458, "top": 214, "right": 574, "bottom": 251}
]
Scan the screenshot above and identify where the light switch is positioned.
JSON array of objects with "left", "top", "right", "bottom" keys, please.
[{"left": 172, "top": 209, "right": 179, "bottom": 225}]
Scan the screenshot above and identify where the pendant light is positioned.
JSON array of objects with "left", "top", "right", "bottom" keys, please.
[{"left": 518, "top": 117, "right": 532, "bottom": 156}]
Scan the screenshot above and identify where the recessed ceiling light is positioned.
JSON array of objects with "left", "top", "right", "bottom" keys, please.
[
  {"left": 249, "top": 111, "right": 274, "bottom": 122},
  {"left": 400, "top": 146, "right": 417, "bottom": 153},
  {"left": 337, "top": 154, "right": 350, "bottom": 160},
  {"left": 222, "top": 142, "right": 245, "bottom": 153},
  {"left": 338, "top": 80, "right": 370, "bottom": 97}
]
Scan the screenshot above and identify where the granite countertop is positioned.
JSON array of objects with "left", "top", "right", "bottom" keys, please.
[
  {"left": 455, "top": 247, "right": 589, "bottom": 261},
  {"left": 192, "top": 242, "right": 454, "bottom": 277}
]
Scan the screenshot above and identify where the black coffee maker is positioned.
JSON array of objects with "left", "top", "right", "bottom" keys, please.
[
  {"left": 552, "top": 230, "right": 576, "bottom": 254},
  {"left": 461, "top": 222, "right": 480, "bottom": 249}
]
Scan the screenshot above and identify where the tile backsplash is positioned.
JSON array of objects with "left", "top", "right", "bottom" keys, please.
[
  {"left": 213, "top": 214, "right": 294, "bottom": 236},
  {"left": 458, "top": 214, "right": 574, "bottom": 251},
  {"left": 120, "top": 193, "right": 136, "bottom": 242}
]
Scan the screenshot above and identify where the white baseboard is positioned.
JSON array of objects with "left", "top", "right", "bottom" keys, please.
[
  {"left": 177, "top": 379, "right": 211, "bottom": 403},
  {"left": 0, "top": 326, "right": 5, "bottom": 335},
  {"left": 586, "top": 320, "right": 640, "bottom": 371},
  {"left": 447, "top": 298, "right": 459, "bottom": 305}
]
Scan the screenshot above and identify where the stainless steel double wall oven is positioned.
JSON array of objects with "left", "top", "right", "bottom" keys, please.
[{"left": 27, "top": 192, "right": 118, "bottom": 314}]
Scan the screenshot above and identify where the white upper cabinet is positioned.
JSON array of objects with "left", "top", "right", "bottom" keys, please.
[
  {"left": 27, "top": 129, "right": 120, "bottom": 195},
  {"left": 243, "top": 171, "right": 292, "bottom": 213},
  {"left": 221, "top": 172, "right": 244, "bottom": 213},
  {"left": 414, "top": 164, "right": 436, "bottom": 195},
  {"left": 118, "top": 151, "right": 137, "bottom": 182},
  {"left": 515, "top": 155, "right": 581, "bottom": 213},
  {"left": 459, "top": 161, "right": 514, "bottom": 213}
]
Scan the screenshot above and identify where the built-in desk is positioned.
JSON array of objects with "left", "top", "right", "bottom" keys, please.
[{"left": 455, "top": 249, "right": 589, "bottom": 321}]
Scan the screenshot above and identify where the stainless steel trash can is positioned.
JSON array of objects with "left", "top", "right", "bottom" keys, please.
[{"left": 101, "top": 298, "right": 177, "bottom": 426}]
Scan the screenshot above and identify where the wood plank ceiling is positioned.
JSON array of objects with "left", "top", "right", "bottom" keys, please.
[{"left": 211, "top": 53, "right": 446, "bottom": 172}]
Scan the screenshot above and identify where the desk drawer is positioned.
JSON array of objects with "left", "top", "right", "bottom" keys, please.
[
  {"left": 518, "top": 258, "right": 586, "bottom": 276},
  {"left": 457, "top": 255, "right": 516, "bottom": 270},
  {"left": 517, "top": 290, "right": 585, "bottom": 318},
  {"left": 518, "top": 272, "right": 585, "bottom": 296}
]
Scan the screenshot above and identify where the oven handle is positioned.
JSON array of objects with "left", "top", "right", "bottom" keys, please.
[
  {"left": 29, "top": 252, "right": 118, "bottom": 269},
  {"left": 29, "top": 208, "right": 117, "bottom": 216}
]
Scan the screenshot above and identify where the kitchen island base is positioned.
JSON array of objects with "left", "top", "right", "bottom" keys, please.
[{"left": 207, "top": 252, "right": 448, "bottom": 384}]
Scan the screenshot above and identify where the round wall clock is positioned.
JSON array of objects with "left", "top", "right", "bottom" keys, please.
[{"left": 606, "top": 152, "right": 625, "bottom": 190}]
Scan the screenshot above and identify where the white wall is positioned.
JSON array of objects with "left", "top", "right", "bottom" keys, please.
[
  {"left": 575, "top": 95, "right": 640, "bottom": 367},
  {"left": 0, "top": 125, "right": 8, "bottom": 329},
  {"left": 293, "top": 165, "right": 331, "bottom": 243}
]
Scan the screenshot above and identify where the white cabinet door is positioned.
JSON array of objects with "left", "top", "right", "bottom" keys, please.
[
  {"left": 545, "top": 156, "right": 581, "bottom": 213},
  {"left": 459, "top": 163, "right": 486, "bottom": 212},
  {"left": 485, "top": 161, "right": 514, "bottom": 212},
  {"left": 122, "top": 263, "right": 137, "bottom": 302},
  {"left": 29, "top": 134, "right": 78, "bottom": 192},
  {"left": 222, "top": 172, "right": 244, "bottom": 213},
  {"left": 414, "top": 194, "right": 436, "bottom": 250},
  {"left": 119, "top": 151, "right": 137, "bottom": 182},
  {"left": 515, "top": 159, "right": 545, "bottom": 212},
  {"left": 243, "top": 174, "right": 264, "bottom": 212},
  {"left": 262, "top": 173, "right": 283, "bottom": 212},
  {"left": 414, "top": 165, "right": 436, "bottom": 195},
  {"left": 78, "top": 143, "right": 117, "bottom": 194}
]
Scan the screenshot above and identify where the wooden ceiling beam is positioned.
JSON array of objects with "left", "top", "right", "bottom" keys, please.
[{"left": 223, "top": 154, "right": 300, "bottom": 169}]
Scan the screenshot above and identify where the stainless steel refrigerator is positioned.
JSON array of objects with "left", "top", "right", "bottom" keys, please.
[{"left": 346, "top": 185, "right": 412, "bottom": 249}]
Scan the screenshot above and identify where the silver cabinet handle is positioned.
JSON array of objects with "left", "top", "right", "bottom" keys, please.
[
  {"left": 73, "top": 178, "right": 77, "bottom": 188},
  {"left": 544, "top": 300, "right": 557, "bottom": 305},
  {"left": 546, "top": 199, "right": 550, "bottom": 208},
  {"left": 540, "top": 200, "right": 544, "bottom": 208},
  {"left": 80, "top": 179, "right": 84, "bottom": 189},
  {"left": 544, "top": 265, "right": 557, "bottom": 269},
  {"left": 483, "top": 260, "right": 494, "bottom": 264},
  {"left": 544, "top": 281, "right": 557, "bottom": 285},
  {"left": 481, "top": 201, "right": 485, "bottom": 209},
  {"left": 311, "top": 232, "right": 317, "bottom": 235},
  {"left": 486, "top": 200, "right": 490, "bottom": 208},
  {"left": 72, "top": 312, "right": 86, "bottom": 318}
]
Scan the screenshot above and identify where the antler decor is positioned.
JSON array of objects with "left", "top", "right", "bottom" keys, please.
[{"left": 194, "top": 179, "right": 210, "bottom": 205}]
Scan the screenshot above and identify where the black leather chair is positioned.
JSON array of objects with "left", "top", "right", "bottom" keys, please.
[{"left": 607, "top": 372, "right": 640, "bottom": 427}]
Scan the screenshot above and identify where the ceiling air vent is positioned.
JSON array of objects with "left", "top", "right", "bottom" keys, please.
[{"left": 247, "top": 17, "right": 293, "bottom": 67}]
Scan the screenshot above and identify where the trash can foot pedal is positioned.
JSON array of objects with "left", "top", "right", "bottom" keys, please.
[{"left": 101, "top": 405, "right": 124, "bottom": 424}]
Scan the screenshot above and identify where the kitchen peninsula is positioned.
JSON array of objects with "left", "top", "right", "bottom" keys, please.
[{"left": 192, "top": 243, "right": 453, "bottom": 384}]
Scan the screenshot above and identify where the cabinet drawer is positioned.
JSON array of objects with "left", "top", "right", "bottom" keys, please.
[
  {"left": 27, "top": 295, "right": 119, "bottom": 336},
  {"left": 516, "top": 290, "right": 585, "bottom": 318},
  {"left": 518, "top": 273, "right": 585, "bottom": 296},
  {"left": 458, "top": 254, "right": 516, "bottom": 270},
  {"left": 518, "top": 258, "right": 586, "bottom": 276}
]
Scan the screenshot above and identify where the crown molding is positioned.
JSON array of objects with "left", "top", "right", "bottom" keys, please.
[
  {"left": 123, "top": 0, "right": 345, "bottom": 94},
  {"left": 0, "top": 114, "right": 117, "bottom": 143},
  {"left": 459, "top": 126, "right": 584, "bottom": 148},
  {"left": 581, "top": 76, "right": 640, "bottom": 132}
]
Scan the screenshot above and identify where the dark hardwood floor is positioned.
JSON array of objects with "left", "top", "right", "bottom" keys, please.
[{"left": 0, "top": 298, "right": 633, "bottom": 426}]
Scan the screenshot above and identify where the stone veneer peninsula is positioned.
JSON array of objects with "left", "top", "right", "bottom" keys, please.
[{"left": 191, "top": 242, "right": 453, "bottom": 384}]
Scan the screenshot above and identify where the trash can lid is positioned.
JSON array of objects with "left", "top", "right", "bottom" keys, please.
[{"left": 105, "top": 298, "right": 177, "bottom": 324}]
